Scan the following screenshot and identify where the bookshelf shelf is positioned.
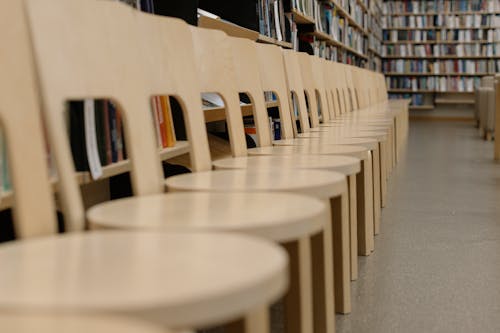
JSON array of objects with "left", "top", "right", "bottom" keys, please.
[
  {"left": 290, "top": 8, "right": 315, "bottom": 25},
  {"left": 388, "top": 89, "right": 436, "bottom": 93},
  {"left": 388, "top": 89, "right": 476, "bottom": 93},
  {"left": 77, "top": 160, "right": 130, "bottom": 185},
  {"left": 357, "top": 0, "right": 368, "bottom": 13},
  {"left": 384, "top": 56, "right": 500, "bottom": 59},
  {"left": 203, "top": 101, "right": 279, "bottom": 123},
  {"left": 198, "top": 14, "right": 292, "bottom": 50},
  {"left": 198, "top": 15, "right": 259, "bottom": 41},
  {"left": 368, "top": 47, "right": 381, "bottom": 57},
  {"left": 307, "top": 31, "right": 369, "bottom": 60},
  {"left": 383, "top": 40, "right": 492, "bottom": 44},
  {"left": 257, "top": 35, "right": 293, "bottom": 48},
  {"left": 76, "top": 141, "right": 191, "bottom": 186},
  {"left": 0, "top": 191, "right": 13, "bottom": 211},
  {"left": 384, "top": 26, "right": 500, "bottom": 31},
  {"left": 385, "top": 72, "right": 492, "bottom": 76},
  {"left": 435, "top": 98, "right": 475, "bottom": 104},
  {"left": 159, "top": 141, "right": 191, "bottom": 160},
  {"left": 409, "top": 105, "right": 435, "bottom": 110},
  {"left": 385, "top": 11, "right": 500, "bottom": 16}
]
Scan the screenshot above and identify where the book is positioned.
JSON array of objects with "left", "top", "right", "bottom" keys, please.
[
  {"left": 83, "top": 99, "right": 103, "bottom": 180},
  {"left": 68, "top": 101, "right": 88, "bottom": 172}
]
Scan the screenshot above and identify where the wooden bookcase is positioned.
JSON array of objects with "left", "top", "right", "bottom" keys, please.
[{"left": 381, "top": 0, "right": 500, "bottom": 110}]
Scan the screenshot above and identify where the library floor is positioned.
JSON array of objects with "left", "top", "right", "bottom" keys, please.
[{"left": 336, "top": 121, "right": 500, "bottom": 333}]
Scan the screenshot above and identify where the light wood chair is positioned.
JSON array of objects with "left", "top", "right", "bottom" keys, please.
[
  {"left": 76, "top": 8, "right": 339, "bottom": 333},
  {"left": 0, "top": 313, "right": 187, "bottom": 333},
  {"left": 267, "top": 63, "right": 380, "bottom": 254},
  {"left": 0, "top": 1, "right": 288, "bottom": 332},
  {"left": 230, "top": 45, "right": 373, "bottom": 277},
  {"left": 211, "top": 37, "right": 363, "bottom": 314},
  {"left": 244, "top": 50, "right": 375, "bottom": 276},
  {"left": 161, "top": 29, "right": 356, "bottom": 319}
]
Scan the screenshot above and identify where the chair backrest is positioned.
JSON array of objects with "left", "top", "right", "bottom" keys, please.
[
  {"left": 227, "top": 37, "right": 273, "bottom": 147},
  {"left": 319, "top": 59, "right": 335, "bottom": 120},
  {"left": 297, "top": 53, "right": 321, "bottom": 128},
  {"left": 0, "top": 0, "right": 57, "bottom": 238},
  {"left": 138, "top": 14, "right": 212, "bottom": 172},
  {"left": 189, "top": 26, "right": 247, "bottom": 157},
  {"left": 351, "top": 67, "right": 364, "bottom": 109},
  {"left": 26, "top": 0, "right": 209, "bottom": 229},
  {"left": 282, "top": 49, "right": 311, "bottom": 133},
  {"left": 255, "top": 43, "right": 295, "bottom": 139},
  {"left": 330, "top": 62, "right": 348, "bottom": 116},
  {"left": 310, "top": 57, "right": 332, "bottom": 123},
  {"left": 343, "top": 65, "right": 357, "bottom": 111}
]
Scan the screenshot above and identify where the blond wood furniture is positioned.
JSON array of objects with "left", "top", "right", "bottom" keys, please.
[
  {"left": 191, "top": 28, "right": 344, "bottom": 331},
  {"left": 217, "top": 38, "right": 370, "bottom": 281},
  {"left": 0, "top": 231, "right": 287, "bottom": 331},
  {"left": 0, "top": 313, "right": 186, "bottom": 333},
  {"left": 78, "top": 11, "right": 339, "bottom": 333},
  {"left": 205, "top": 37, "right": 360, "bottom": 316},
  {"left": 159, "top": 30, "right": 352, "bottom": 323},
  {"left": 1, "top": 2, "right": 288, "bottom": 332},
  {"left": 262, "top": 53, "right": 380, "bottom": 252}
]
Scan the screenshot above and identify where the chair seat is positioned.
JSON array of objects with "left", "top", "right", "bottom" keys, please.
[
  {"left": 298, "top": 130, "right": 387, "bottom": 142},
  {"left": 247, "top": 144, "right": 368, "bottom": 160},
  {"left": 0, "top": 313, "right": 183, "bottom": 333},
  {"left": 165, "top": 169, "right": 347, "bottom": 200},
  {"left": 273, "top": 137, "right": 379, "bottom": 151},
  {"left": 87, "top": 192, "right": 327, "bottom": 243},
  {"left": 0, "top": 231, "right": 287, "bottom": 329},
  {"left": 212, "top": 155, "right": 361, "bottom": 176},
  {"left": 319, "top": 123, "right": 389, "bottom": 131}
]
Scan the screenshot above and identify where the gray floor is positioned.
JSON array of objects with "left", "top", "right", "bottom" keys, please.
[{"left": 337, "top": 121, "right": 500, "bottom": 333}]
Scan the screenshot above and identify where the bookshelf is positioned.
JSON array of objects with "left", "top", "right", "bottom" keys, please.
[
  {"left": 382, "top": 0, "right": 500, "bottom": 111},
  {"left": 296, "top": 0, "right": 378, "bottom": 68}
]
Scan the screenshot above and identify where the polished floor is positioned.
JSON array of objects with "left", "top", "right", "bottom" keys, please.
[{"left": 337, "top": 121, "right": 500, "bottom": 333}]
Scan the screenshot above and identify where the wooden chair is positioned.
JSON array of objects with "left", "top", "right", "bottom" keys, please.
[
  {"left": 0, "top": 1, "right": 288, "bottom": 332},
  {"left": 211, "top": 44, "right": 363, "bottom": 289},
  {"left": 74, "top": 8, "right": 339, "bottom": 333},
  {"left": 0, "top": 313, "right": 186, "bottom": 333},
  {"left": 239, "top": 48, "right": 373, "bottom": 276},
  {"left": 159, "top": 28, "right": 357, "bottom": 320},
  {"left": 246, "top": 51, "right": 376, "bottom": 271},
  {"left": 269, "top": 60, "right": 380, "bottom": 255},
  {"left": 210, "top": 38, "right": 365, "bottom": 315}
]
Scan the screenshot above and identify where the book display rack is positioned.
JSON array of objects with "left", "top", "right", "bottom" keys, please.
[{"left": 382, "top": 0, "right": 500, "bottom": 110}]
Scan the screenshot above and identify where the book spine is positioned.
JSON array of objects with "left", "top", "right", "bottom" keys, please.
[
  {"left": 160, "top": 96, "right": 176, "bottom": 147},
  {"left": 69, "top": 101, "right": 89, "bottom": 171},
  {"left": 108, "top": 101, "right": 118, "bottom": 163},
  {"left": 103, "top": 100, "right": 112, "bottom": 165},
  {"left": 83, "top": 99, "right": 103, "bottom": 180},
  {"left": 115, "top": 103, "right": 124, "bottom": 161}
]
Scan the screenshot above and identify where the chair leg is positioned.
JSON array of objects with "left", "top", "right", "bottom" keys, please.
[
  {"left": 356, "top": 156, "right": 374, "bottom": 256},
  {"left": 331, "top": 193, "right": 351, "bottom": 314},
  {"left": 379, "top": 141, "right": 388, "bottom": 208},
  {"left": 311, "top": 208, "right": 335, "bottom": 333},
  {"left": 283, "top": 237, "right": 313, "bottom": 333},
  {"left": 348, "top": 175, "right": 358, "bottom": 281},
  {"left": 245, "top": 307, "right": 270, "bottom": 333},
  {"left": 372, "top": 147, "right": 381, "bottom": 244}
]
